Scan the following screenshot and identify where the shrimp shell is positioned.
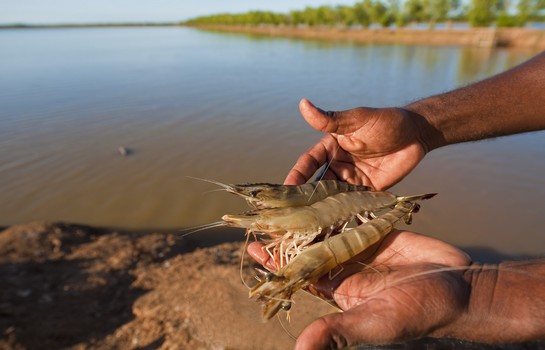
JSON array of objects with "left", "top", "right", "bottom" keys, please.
[
  {"left": 249, "top": 200, "right": 423, "bottom": 320},
  {"left": 192, "top": 178, "right": 372, "bottom": 209},
  {"left": 222, "top": 190, "right": 434, "bottom": 236}
]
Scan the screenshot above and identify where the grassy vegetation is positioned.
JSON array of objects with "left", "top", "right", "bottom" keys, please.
[{"left": 184, "top": 0, "right": 545, "bottom": 28}]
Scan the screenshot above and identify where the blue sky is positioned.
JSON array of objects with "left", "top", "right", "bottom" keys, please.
[{"left": 1, "top": 0, "right": 359, "bottom": 25}]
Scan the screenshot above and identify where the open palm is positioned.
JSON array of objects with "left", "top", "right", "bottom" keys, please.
[{"left": 248, "top": 230, "right": 471, "bottom": 349}]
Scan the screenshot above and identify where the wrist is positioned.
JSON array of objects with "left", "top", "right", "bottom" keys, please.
[
  {"left": 401, "top": 101, "right": 448, "bottom": 153},
  {"left": 432, "top": 263, "right": 499, "bottom": 341},
  {"left": 434, "top": 260, "right": 545, "bottom": 343}
]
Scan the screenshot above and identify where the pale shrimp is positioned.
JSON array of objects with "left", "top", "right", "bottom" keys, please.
[
  {"left": 189, "top": 177, "right": 372, "bottom": 209},
  {"left": 248, "top": 200, "right": 426, "bottom": 320},
  {"left": 223, "top": 191, "right": 435, "bottom": 268}
]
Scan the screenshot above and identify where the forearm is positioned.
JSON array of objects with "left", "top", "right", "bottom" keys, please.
[
  {"left": 405, "top": 52, "right": 545, "bottom": 151},
  {"left": 438, "top": 259, "right": 545, "bottom": 343}
]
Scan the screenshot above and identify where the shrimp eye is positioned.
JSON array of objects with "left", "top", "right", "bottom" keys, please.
[
  {"left": 249, "top": 190, "right": 260, "bottom": 198},
  {"left": 281, "top": 302, "right": 291, "bottom": 311}
]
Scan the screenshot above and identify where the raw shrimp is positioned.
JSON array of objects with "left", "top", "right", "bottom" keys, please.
[
  {"left": 223, "top": 191, "right": 435, "bottom": 268},
  {"left": 190, "top": 177, "right": 372, "bottom": 209},
  {"left": 248, "top": 200, "right": 430, "bottom": 320}
]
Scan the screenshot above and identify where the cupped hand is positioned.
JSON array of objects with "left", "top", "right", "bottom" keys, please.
[
  {"left": 248, "top": 230, "right": 472, "bottom": 349},
  {"left": 285, "top": 99, "right": 429, "bottom": 190}
]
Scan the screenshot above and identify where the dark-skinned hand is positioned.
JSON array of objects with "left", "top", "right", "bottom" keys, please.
[
  {"left": 285, "top": 99, "right": 429, "bottom": 191},
  {"left": 248, "top": 230, "right": 471, "bottom": 349}
]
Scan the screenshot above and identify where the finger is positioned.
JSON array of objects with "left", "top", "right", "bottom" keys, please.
[
  {"left": 299, "top": 98, "right": 372, "bottom": 135},
  {"left": 247, "top": 242, "right": 277, "bottom": 271},
  {"left": 284, "top": 135, "right": 338, "bottom": 185},
  {"left": 375, "top": 230, "right": 472, "bottom": 267},
  {"left": 294, "top": 304, "right": 400, "bottom": 349},
  {"left": 247, "top": 242, "right": 267, "bottom": 265}
]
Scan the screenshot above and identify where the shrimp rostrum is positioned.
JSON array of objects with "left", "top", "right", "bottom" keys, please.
[
  {"left": 193, "top": 178, "right": 372, "bottom": 209},
  {"left": 249, "top": 200, "right": 429, "bottom": 320}
]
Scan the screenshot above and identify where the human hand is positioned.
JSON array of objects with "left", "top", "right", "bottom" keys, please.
[
  {"left": 285, "top": 99, "right": 430, "bottom": 190},
  {"left": 248, "top": 230, "right": 472, "bottom": 349}
]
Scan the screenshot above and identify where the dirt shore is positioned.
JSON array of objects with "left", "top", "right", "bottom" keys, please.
[
  {"left": 0, "top": 222, "right": 340, "bottom": 350},
  {"left": 189, "top": 25, "right": 545, "bottom": 50},
  {"left": 1, "top": 222, "right": 544, "bottom": 349}
]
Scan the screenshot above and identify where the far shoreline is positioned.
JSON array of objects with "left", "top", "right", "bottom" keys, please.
[
  {"left": 0, "top": 22, "right": 179, "bottom": 29},
  {"left": 3, "top": 23, "right": 544, "bottom": 49},
  {"left": 186, "top": 24, "right": 545, "bottom": 50}
]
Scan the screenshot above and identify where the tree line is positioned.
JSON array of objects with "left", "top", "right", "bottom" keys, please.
[{"left": 184, "top": 0, "right": 545, "bottom": 28}]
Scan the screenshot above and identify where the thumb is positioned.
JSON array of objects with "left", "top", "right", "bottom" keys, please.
[{"left": 299, "top": 98, "right": 371, "bottom": 135}]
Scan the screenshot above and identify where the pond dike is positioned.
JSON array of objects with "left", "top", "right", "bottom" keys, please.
[{"left": 190, "top": 24, "right": 545, "bottom": 50}]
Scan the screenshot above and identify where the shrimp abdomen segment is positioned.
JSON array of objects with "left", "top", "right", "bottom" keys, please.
[
  {"left": 250, "top": 201, "right": 421, "bottom": 320},
  {"left": 326, "top": 201, "right": 416, "bottom": 264},
  {"left": 227, "top": 180, "right": 372, "bottom": 209},
  {"left": 222, "top": 190, "right": 402, "bottom": 235}
]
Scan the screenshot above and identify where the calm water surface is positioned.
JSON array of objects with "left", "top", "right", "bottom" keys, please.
[{"left": 1, "top": 27, "right": 544, "bottom": 260}]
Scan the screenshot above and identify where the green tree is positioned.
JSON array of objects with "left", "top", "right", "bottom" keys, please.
[
  {"left": 516, "top": 0, "right": 532, "bottom": 24},
  {"left": 375, "top": 1, "right": 395, "bottom": 26},
  {"left": 185, "top": 0, "right": 536, "bottom": 28},
  {"left": 353, "top": 1, "right": 372, "bottom": 27},
  {"left": 289, "top": 10, "right": 305, "bottom": 25},
  {"left": 358, "top": 0, "right": 392, "bottom": 27},
  {"left": 302, "top": 6, "right": 318, "bottom": 26},
  {"left": 386, "top": 0, "right": 408, "bottom": 27},
  {"left": 315, "top": 5, "right": 338, "bottom": 25},
  {"left": 404, "top": 0, "right": 426, "bottom": 23},
  {"left": 431, "top": 0, "right": 456, "bottom": 22},
  {"left": 337, "top": 5, "right": 358, "bottom": 26},
  {"left": 495, "top": 0, "right": 516, "bottom": 27},
  {"left": 468, "top": 0, "right": 498, "bottom": 26},
  {"left": 535, "top": 0, "right": 545, "bottom": 20}
]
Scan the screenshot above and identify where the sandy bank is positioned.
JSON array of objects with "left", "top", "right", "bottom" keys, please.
[
  {"left": 190, "top": 25, "right": 545, "bottom": 49},
  {"left": 1, "top": 222, "right": 544, "bottom": 349},
  {"left": 0, "top": 222, "right": 337, "bottom": 349}
]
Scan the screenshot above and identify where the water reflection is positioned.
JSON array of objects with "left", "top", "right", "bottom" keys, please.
[{"left": 456, "top": 46, "right": 539, "bottom": 83}]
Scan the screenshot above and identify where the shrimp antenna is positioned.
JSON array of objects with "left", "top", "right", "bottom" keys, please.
[
  {"left": 339, "top": 264, "right": 545, "bottom": 307},
  {"left": 383, "top": 265, "right": 545, "bottom": 291},
  {"left": 186, "top": 176, "right": 232, "bottom": 190},
  {"left": 179, "top": 221, "right": 225, "bottom": 238},
  {"left": 276, "top": 313, "right": 297, "bottom": 340},
  {"left": 239, "top": 229, "right": 253, "bottom": 289},
  {"left": 201, "top": 188, "right": 229, "bottom": 196}
]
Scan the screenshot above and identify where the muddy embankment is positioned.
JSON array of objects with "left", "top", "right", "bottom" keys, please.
[
  {"left": 190, "top": 24, "right": 545, "bottom": 50},
  {"left": 2, "top": 222, "right": 545, "bottom": 349}
]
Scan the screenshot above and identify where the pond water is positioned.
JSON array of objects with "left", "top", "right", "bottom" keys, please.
[{"left": 1, "top": 26, "right": 543, "bottom": 261}]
